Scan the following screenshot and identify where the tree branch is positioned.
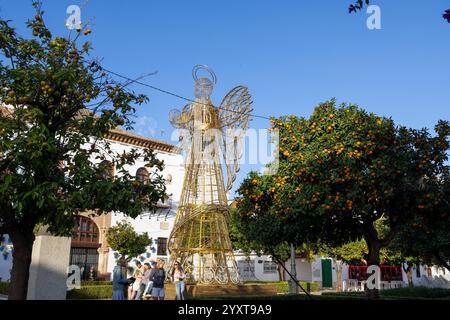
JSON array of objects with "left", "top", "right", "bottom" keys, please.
[{"left": 434, "top": 251, "right": 450, "bottom": 272}]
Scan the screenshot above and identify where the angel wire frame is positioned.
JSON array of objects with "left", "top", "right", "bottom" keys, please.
[{"left": 168, "top": 65, "right": 253, "bottom": 284}]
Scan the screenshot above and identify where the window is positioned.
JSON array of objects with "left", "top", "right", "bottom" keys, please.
[
  {"left": 238, "top": 260, "right": 255, "bottom": 277},
  {"left": 99, "top": 160, "right": 114, "bottom": 179},
  {"left": 70, "top": 247, "right": 99, "bottom": 280},
  {"left": 136, "top": 167, "right": 149, "bottom": 184},
  {"left": 157, "top": 237, "right": 168, "bottom": 256},
  {"left": 263, "top": 261, "right": 278, "bottom": 274},
  {"left": 71, "top": 216, "right": 100, "bottom": 248},
  {"left": 242, "top": 261, "right": 255, "bottom": 273},
  {"left": 238, "top": 260, "right": 255, "bottom": 280}
]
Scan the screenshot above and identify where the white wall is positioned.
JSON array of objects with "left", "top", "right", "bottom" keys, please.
[
  {"left": 403, "top": 263, "right": 450, "bottom": 289},
  {"left": 285, "top": 257, "right": 313, "bottom": 282},
  {"left": 311, "top": 257, "right": 323, "bottom": 283},
  {"left": 105, "top": 141, "right": 185, "bottom": 275},
  {"left": 235, "top": 253, "right": 280, "bottom": 281},
  {"left": 234, "top": 254, "right": 321, "bottom": 283},
  {"left": 106, "top": 210, "right": 177, "bottom": 275}
]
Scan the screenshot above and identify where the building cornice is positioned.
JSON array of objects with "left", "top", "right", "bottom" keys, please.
[
  {"left": 1, "top": 105, "right": 180, "bottom": 154},
  {"left": 105, "top": 129, "right": 180, "bottom": 154}
]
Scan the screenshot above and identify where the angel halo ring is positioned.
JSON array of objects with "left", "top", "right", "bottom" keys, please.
[{"left": 192, "top": 64, "right": 217, "bottom": 84}]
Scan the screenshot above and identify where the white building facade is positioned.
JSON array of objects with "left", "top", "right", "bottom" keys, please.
[
  {"left": 0, "top": 128, "right": 185, "bottom": 281},
  {"left": 234, "top": 252, "right": 450, "bottom": 290}
]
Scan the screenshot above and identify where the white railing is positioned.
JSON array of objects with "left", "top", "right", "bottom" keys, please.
[{"left": 342, "top": 279, "right": 405, "bottom": 292}]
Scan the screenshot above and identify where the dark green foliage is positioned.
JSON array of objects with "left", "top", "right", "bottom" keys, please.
[
  {"left": 0, "top": 1, "right": 167, "bottom": 299},
  {"left": 106, "top": 220, "right": 152, "bottom": 261},
  {"left": 0, "top": 281, "right": 9, "bottom": 295},
  {"left": 66, "top": 285, "right": 114, "bottom": 300}
]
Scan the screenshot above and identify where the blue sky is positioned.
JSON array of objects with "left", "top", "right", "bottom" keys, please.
[{"left": 1, "top": 0, "right": 449, "bottom": 196}]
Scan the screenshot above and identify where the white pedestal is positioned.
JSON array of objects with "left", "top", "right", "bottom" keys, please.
[{"left": 27, "top": 228, "right": 71, "bottom": 300}]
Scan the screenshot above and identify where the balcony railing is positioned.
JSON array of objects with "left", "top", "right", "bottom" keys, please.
[{"left": 348, "top": 265, "right": 403, "bottom": 282}]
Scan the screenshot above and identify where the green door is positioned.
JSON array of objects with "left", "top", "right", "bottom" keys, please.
[{"left": 321, "top": 259, "right": 333, "bottom": 288}]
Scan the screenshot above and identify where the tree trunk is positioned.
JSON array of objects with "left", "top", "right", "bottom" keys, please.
[
  {"left": 8, "top": 230, "right": 35, "bottom": 300},
  {"left": 334, "top": 258, "right": 342, "bottom": 292},
  {"left": 366, "top": 240, "right": 381, "bottom": 300},
  {"left": 407, "top": 268, "right": 413, "bottom": 288},
  {"left": 402, "top": 264, "right": 413, "bottom": 288},
  {"left": 434, "top": 252, "right": 450, "bottom": 273},
  {"left": 277, "top": 263, "right": 285, "bottom": 281}
]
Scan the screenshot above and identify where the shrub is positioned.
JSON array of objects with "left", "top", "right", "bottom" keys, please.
[
  {"left": 0, "top": 282, "right": 10, "bottom": 295},
  {"left": 80, "top": 280, "right": 112, "bottom": 286},
  {"left": 381, "top": 287, "right": 450, "bottom": 299},
  {"left": 322, "top": 291, "right": 364, "bottom": 297},
  {"left": 2, "top": 281, "right": 115, "bottom": 299},
  {"left": 272, "top": 281, "right": 319, "bottom": 293},
  {"left": 322, "top": 287, "right": 450, "bottom": 299},
  {"left": 243, "top": 280, "right": 319, "bottom": 293},
  {"left": 67, "top": 285, "right": 113, "bottom": 300}
]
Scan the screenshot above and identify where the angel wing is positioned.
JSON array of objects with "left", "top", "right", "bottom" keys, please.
[
  {"left": 169, "top": 104, "right": 193, "bottom": 162},
  {"left": 218, "top": 86, "right": 253, "bottom": 192},
  {"left": 218, "top": 86, "right": 253, "bottom": 129}
]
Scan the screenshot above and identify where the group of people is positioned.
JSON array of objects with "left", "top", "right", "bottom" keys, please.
[{"left": 112, "top": 258, "right": 186, "bottom": 300}]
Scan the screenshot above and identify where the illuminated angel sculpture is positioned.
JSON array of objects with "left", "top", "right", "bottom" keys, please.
[{"left": 167, "top": 65, "right": 253, "bottom": 284}]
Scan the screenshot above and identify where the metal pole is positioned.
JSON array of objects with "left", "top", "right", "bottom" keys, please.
[{"left": 269, "top": 246, "right": 312, "bottom": 299}]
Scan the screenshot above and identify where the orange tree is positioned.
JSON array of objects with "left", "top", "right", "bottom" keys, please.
[
  {"left": 347, "top": 0, "right": 450, "bottom": 23},
  {"left": 106, "top": 221, "right": 153, "bottom": 262},
  {"left": 388, "top": 175, "right": 450, "bottom": 274},
  {"left": 0, "top": 2, "right": 166, "bottom": 299},
  {"left": 236, "top": 99, "right": 449, "bottom": 299}
]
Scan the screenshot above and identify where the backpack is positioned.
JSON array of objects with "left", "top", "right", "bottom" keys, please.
[{"left": 152, "top": 269, "right": 165, "bottom": 288}]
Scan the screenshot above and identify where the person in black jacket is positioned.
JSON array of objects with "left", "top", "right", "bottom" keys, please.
[{"left": 149, "top": 260, "right": 166, "bottom": 300}]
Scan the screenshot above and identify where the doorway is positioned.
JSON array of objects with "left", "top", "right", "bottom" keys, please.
[
  {"left": 70, "top": 215, "right": 101, "bottom": 280},
  {"left": 70, "top": 247, "right": 99, "bottom": 280},
  {"left": 321, "top": 258, "right": 333, "bottom": 288}
]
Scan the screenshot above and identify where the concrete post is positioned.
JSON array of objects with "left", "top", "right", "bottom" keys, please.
[{"left": 27, "top": 227, "right": 71, "bottom": 300}]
